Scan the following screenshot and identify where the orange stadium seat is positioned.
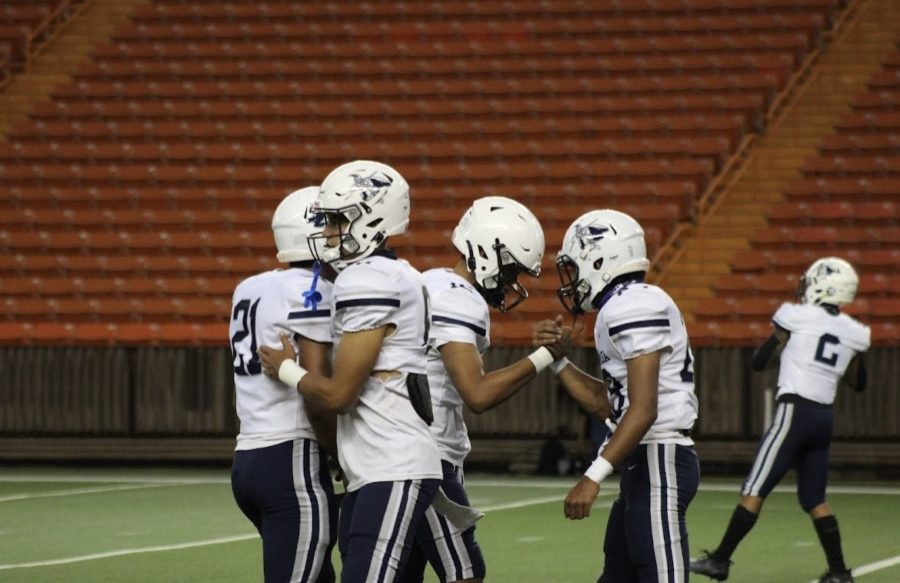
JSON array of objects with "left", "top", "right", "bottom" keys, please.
[{"left": 0, "top": 0, "right": 873, "bottom": 347}]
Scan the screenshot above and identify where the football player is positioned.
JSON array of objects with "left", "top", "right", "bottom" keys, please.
[
  {"left": 400, "top": 196, "right": 549, "bottom": 583},
  {"left": 690, "top": 257, "right": 870, "bottom": 583},
  {"left": 534, "top": 209, "right": 700, "bottom": 583},
  {"left": 259, "top": 161, "right": 442, "bottom": 583},
  {"left": 229, "top": 186, "right": 338, "bottom": 583}
]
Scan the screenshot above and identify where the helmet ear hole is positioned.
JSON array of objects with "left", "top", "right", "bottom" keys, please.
[{"left": 593, "top": 258, "right": 604, "bottom": 270}]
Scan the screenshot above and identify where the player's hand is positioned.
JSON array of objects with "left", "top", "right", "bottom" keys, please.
[
  {"left": 532, "top": 315, "right": 572, "bottom": 359},
  {"left": 258, "top": 334, "right": 298, "bottom": 380},
  {"left": 564, "top": 475, "right": 600, "bottom": 520}
]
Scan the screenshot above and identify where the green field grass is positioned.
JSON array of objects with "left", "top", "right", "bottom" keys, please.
[{"left": 1, "top": 467, "right": 898, "bottom": 582}]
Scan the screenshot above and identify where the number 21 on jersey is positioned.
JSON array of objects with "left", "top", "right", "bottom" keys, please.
[{"left": 231, "top": 298, "right": 261, "bottom": 376}]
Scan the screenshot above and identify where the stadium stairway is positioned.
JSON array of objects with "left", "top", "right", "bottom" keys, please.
[
  {"left": 658, "top": 0, "right": 899, "bottom": 335},
  {"left": 0, "top": 0, "right": 147, "bottom": 138}
]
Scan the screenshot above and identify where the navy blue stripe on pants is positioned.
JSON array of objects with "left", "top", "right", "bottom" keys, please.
[
  {"left": 397, "top": 461, "right": 486, "bottom": 583},
  {"left": 741, "top": 398, "right": 834, "bottom": 511},
  {"left": 231, "top": 438, "right": 338, "bottom": 583},
  {"left": 598, "top": 444, "right": 699, "bottom": 583},
  {"left": 338, "top": 479, "right": 440, "bottom": 583}
]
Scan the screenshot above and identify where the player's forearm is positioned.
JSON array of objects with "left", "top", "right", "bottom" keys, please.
[
  {"left": 597, "top": 405, "right": 656, "bottom": 468},
  {"left": 465, "top": 359, "right": 537, "bottom": 413},
  {"left": 556, "top": 363, "right": 609, "bottom": 419},
  {"left": 297, "top": 374, "right": 360, "bottom": 413},
  {"left": 308, "top": 407, "right": 338, "bottom": 457}
]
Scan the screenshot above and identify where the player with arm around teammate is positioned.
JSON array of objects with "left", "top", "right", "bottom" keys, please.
[
  {"left": 535, "top": 209, "right": 700, "bottom": 583},
  {"left": 690, "top": 257, "right": 870, "bottom": 583},
  {"left": 259, "top": 161, "right": 442, "bottom": 583},
  {"left": 229, "top": 186, "right": 339, "bottom": 583},
  {"left": 399, "top": 196, "right": 555, "bottom": 583}
]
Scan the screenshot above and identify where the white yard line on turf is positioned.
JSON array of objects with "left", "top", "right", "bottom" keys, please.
[
  {"left": 0, "top": 483, "right": 173, "bottom": 502},
  {"left": 0, "top": 534, "right": 259, "bottom": 571},
  {"left": 806, "top": 554, "right": 900, "bottom": 583},
  {"left": 2, "top": 474, "right": 900, "bottom": 495},
  {"left": 0, "top": 475, "right": 227, "bottom": 485},
  {"left": 0, "top": 491, "right": 570, "bottom": 571}
]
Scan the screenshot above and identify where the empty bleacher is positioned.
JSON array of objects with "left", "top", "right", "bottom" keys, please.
[{"left": 0, "top": 0, "right": 867, "bottom": 345}]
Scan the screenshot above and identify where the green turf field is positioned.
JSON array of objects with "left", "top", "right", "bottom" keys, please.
[{"left": 0, "top": 468, "right": 898, "bottom": 582}]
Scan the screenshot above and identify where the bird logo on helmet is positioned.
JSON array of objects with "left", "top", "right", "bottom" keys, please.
[{"left": 556, "top": 209, "right": 650, "bottom": 315}]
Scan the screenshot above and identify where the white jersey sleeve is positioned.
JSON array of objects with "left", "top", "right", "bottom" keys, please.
[
  {"left": 332, "top": 264, "right": 401, "bottom": 333},
  {"left": 772, "top": 303, "right": 804, "bottom": 332},
  {"left": 280, "top": 271, "right": 333, "bottom": 344},
  {"left": 604, "top": 293, "right": 673, "bottom": 359},
  {"left": 425, "top": 268, "right": 491, "bottom": 353}
]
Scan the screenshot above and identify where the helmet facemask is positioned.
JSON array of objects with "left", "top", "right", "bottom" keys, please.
[
  {"left": 555, "top": 209, "right": 650, "bottom": 315},
  {"left": 466, "top": 238, "right": 537, "bottom": 312},
  {"left": 307, "top": 205, "right": 370, "bottom": 268},
  {"left": 556, "top": 254, "right": 595, "bottom": 316}
]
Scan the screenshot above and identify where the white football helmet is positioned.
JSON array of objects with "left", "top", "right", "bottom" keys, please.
[
  {"left": 309, "top": 160, "right": 410, "bottom": 269},
  {"left": 798, "top": 256, "right": 858, "bottom": 306},
  {"left": 452, "top": 196, "right": 545, "bottom": 312},
  {"left": 556, "top": 209, "right": 651, "bottom": 314},
  {"left": 271, "top": 186, "right": 323, "bottom": 263}
]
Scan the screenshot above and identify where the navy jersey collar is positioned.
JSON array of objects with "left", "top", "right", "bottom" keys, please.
[
  {"left": 593, "top": 273, "right": 645, "bottom": 312},
  {"left": 370, "top": 248, "right": 398, "bottom": 260}
]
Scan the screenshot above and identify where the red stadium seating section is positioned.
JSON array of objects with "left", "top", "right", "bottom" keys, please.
[
  {"left": 2, "top": 0, "right": 881, "bottom": 346},
  {"left": 696, "top": 43, "right": 900, "bottom": 345}
]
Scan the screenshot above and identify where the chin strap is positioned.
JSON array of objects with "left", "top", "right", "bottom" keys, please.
[{"left": 302, "top": 261, "right": 323, "bottom": 310}]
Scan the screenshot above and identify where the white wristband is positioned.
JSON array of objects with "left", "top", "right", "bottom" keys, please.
[
  {"left": 550, "top": 357, "right": 570, "bottom": 375},
  {"left": 527, "top": 346, "right": 555, "bottom": 374},
  {"left": 278, "top": 359, "right": 308, "bottom": 388},
  {"left": 584, "top": 456, "right": 614, "bottom": 484}
]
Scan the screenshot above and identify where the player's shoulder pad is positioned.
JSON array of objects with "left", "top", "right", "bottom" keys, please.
[
  {"left": 334, "top": 260, "right": 401, "bottom": 301},
  {"left": 839, "top": 312, "right": 872, "bottom": 351},
  {"left": 602, "top": 283, "right": 671, "bottom": 329},
  {"left": 232, "top": 269, "right": 280, "bottom": 301},
  {"left": 425, "top": 269, "right": 489, "bottom": 337},
  {"left": 772, "top": 302, "right": 803, "bottom": 330}
]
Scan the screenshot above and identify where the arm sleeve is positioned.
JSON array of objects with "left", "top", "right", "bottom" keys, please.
[
  {"left": 841, "top": 353, "right": 868, "bottom": 393},
  {"left": 751, "top": 323, "right": 789, "bottom": 372},
  {"left": 429, "top": 287, "right": 489, "bottom": 348},
  {"left": 332, "top": 265, "right": 401, "bottom": 333}
]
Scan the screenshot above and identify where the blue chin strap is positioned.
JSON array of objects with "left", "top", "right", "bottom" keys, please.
[{"left": 302, "top": 261, "right": 323, "bottom": 310}]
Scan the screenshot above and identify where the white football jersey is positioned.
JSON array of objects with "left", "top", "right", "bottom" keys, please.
[
  {"left": 595, "top": 282, "right": 698, "bottom": 442},
  {"left": 423, "top": 268, "right": 491, "bottom": 467},
  {"left": 772, "top": 302, "right": 870, "bottom": 405},
  {"left": 230, "top": 267, "right": 333, "bottom": 451},
  {"left": 331, "top": 254, "right": 442, "bottom": 491}
]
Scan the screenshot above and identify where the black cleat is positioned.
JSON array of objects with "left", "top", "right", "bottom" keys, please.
[
  {"left": 818, "top": 571, "right": 854, "bottom": 583},
  {"left": 689, "top": 551, "right": 731, "bottom": 581}
]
